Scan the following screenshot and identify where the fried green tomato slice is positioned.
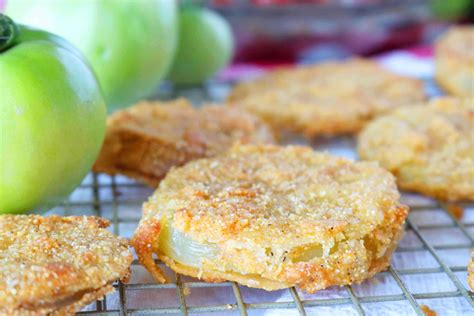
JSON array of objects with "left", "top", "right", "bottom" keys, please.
[
  {"left": 227, "top": 59, "right": 425, "bottom": 137},
  {"left": 358, "top": 97, "right": 474, "bottom": 201},
  {"left": 435, "top": 26, "right": 474, "bottom": 97},
  {"left": 132, "top": 144, "right": 408, "bottom": 293},
  {"left": 0, "top": 215, "right": 132, "bottom": 315},
  {"left": 93, "top": 98, "right": 275, "bottom": 187}
]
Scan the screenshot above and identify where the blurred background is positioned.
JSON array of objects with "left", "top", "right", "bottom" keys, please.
[
  {"left": 2, "top": 0, "right": 473, "bottom": 98},
  {"left": 210, "top": 0, "right": 473, "bottom": 64}
]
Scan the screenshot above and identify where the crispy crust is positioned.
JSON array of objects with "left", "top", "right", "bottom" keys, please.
[
  {"left": 93, "top": 98, "right": 275, "bottom": 186},
  {"left": 8, "top": 285, "right": 114, "bottom": 316},
  {"left": 435, "top": 26, "right": 474, "bottom": 97},
  {"left": 358, "top": 97, "right": 474, "bottom": 201},
  {"left": 0, "top": 215, "right": 133, "bottom": 316},
  {"left": 227, "top": 59, "right": 425, "bottom": 137},
  {"left": 132, "top": 144, "right": 408, "bottom": 293},
  {"left": 132, "top": 219, "right": 166, "bottom": 283}
]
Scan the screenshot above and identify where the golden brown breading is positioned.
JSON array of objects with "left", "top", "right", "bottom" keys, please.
[
  {"left": 132, "top": 144, "right": 408, "bottom": 293},
  {"left": 227, "top": 59, "right": 425, "bottom": 137},
  {"left": 358, "top": 97, "right": 474, "bottom": 201},
  {"left": 435, "top": 26, "right": 474, "bottom": 96},
  {"left": 0, "top": 215, "right": 132, "bottom": 316},
  {"left": 93, "top": 98, "right": 275, "bottom": 186}
]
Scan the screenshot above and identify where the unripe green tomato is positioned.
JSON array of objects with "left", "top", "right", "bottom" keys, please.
[
  {"left": 168, "top": 7, "right": 234, "bottom": 85},
  {"left": 430, "top": 0, "right": 471, "bottom": 20},
  {"left": 0, "top": 14, "right": 106, "bottom": 214},
  {"left": 6, "top": 0, "right": 178, "bottom": 110}
]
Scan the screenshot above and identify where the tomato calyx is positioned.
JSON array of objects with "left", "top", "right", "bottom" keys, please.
[{"left": 0, "top": 14, "right": 19, "bottom": 53}]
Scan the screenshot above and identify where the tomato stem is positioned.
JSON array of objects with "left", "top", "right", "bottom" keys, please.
[{"left": 0, "top": 14, "right": 19, "bottom": 53}]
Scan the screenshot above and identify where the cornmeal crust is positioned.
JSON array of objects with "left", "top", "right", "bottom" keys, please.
[
  {"left": 0, "top": 215, "right": 132, "bottom": 316},
  {"left": 358, "top": 97, "right": 474, "bottom": 201},
  {"left": 132, "top": 144, "right": 408, "bottom": 293},
  {"left": 93, "top": 99, "right": 275, "bottom": 186},
  {"left": 435, "top": 26, "right": 474, "bottom": 96},
  {"left": 227, "top": 59, "right": 425, "bottom": 137}
]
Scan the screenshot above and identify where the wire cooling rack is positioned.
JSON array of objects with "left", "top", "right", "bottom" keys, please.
[{"left": 50, "top": 78, "right": 473, "bottom": 315}]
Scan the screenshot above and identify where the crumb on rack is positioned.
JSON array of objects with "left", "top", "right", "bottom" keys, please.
[
  {"left": 421, "top": 304, "right": 437, "bottom": 316},
  {"left": 182, "top": 285, "right": 191, "bottom": 296},
  {"left": 446, "top": 203, "right": 464, "bottom": 220}
]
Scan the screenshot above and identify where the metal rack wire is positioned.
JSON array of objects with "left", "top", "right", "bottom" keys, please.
[
  {"left": 57, "top": 170, "right": 474, "bottom": 316},
  {"left": 52, "top": 79, "right": 473, "bottom": 315}
]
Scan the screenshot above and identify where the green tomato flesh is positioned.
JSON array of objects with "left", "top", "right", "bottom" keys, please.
[
  {"left": 168, "top": 7, "right": 234, "bottom": 85},
  {"left": 6, "top": 0, "right": 178, "bottom": 110},
  {"left": 0, "top": 25, "right": 106, "bottom": 214},
  {"left": 159, "top": 221, "right": 218, "bottom": 268}
]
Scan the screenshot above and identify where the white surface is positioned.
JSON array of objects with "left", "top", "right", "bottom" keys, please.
[{"left": 53, "top": 55, "right": 473, "bottom": 315}]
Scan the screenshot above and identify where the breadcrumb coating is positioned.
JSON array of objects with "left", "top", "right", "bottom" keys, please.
[
  {"left": 435, "top": 26, "right": 474, "bottom": 96},
  {"left": 0, "top": 215, "right": 132, "bottom": 315},
  {"left": 228, "top": 59, "right": 425, "bottom": 137},
  {"left": 93, "top": 99, "right": 275, "bottom": 186},
  {"left": 132, "top": 144, "right": 407, "bottom": 292},
  {"left": 358, "top": 97, "right": 474, "bottom": 201}
]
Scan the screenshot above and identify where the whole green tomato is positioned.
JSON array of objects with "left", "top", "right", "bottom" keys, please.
[
  {"left": 168, "top": 7, "right": 234, "bottom": 85},
  {"left": 430, "top": 0, "right": 472, "bottom": 20},
  {"left": 6, "top": 0, "right": 178, "bottom": 110},
  {"left": 0, "top": 14, "right": 106, "bottom": 214}
]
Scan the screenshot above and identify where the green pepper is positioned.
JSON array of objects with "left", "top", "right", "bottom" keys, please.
[
  {"left": 6, "top": 0, "right": 178, "bottom": 110},
  {"left": 0, "top": 14, "right": 106, "bottom": 214}
]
